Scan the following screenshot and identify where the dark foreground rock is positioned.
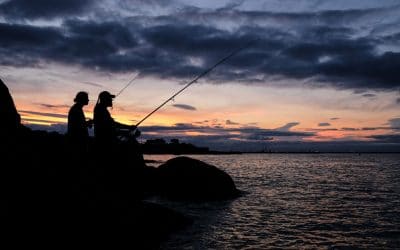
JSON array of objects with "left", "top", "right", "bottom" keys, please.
[
  {"left": 4, "top": 199, "right": 190, "bottom": 247},
  {"left": 1, "top": 158, "right": 191, "bottom": 249},
  {"left": 155, "top": 156, "right": 240, "bottom": 200}
]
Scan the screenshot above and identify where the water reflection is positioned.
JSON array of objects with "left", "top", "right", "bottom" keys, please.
[{"left": 146, "top": 154, "right": 400, "bottom": 249}]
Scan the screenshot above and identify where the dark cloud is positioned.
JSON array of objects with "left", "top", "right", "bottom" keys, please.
[
  {"left": 143, "top": 132, "right": 399, "bottom": 152},
  {"left": 318, "top": 123, "right": 331, "bottom": 127},
  {"left": 312, "top": 126, "right": 398, "bottom": 132},
  {"left": 193, "top": 120, "right": 208, "bottom": 124},
  {"left": 119, "top": 0, "right": 174, "bottom": 9},
  {"left": 310, "top": 125, "right": 399, "bottom": 132},
  {"left": 310, "top": 128, "right": 338, "bottom": 131},
  {"left": 330, "top": 117, "right": 340, "bottom": 120},
  {"left": 0, "top": 23, "right": 63, "bottom": 67},
  {"left": 388, "top": 118, "right": 400, "bottom": 128},
  {"left": 172, "top": 104, "right": 197, "bottom": 111},
  {"left": 0, "top": 21, "right": 138, "bottom": 70},
  {"left": 217, "top": 0, "right": 245, "bottom": 11},
  {"left": 137, "top": 123, "right": 315, "bottom": 151},
  {"left": 239, "top": 127, "right": 313, "bottom": 138},
  {"left": 139, "top": 123, "right": 314, "bottom": 139},
  {"left": 362, "top": 93, "right": 376, "bottom": 98},
  {"left": 20, "top": 110, "right": 68, "bottom": 119},
  {"left": 0, "top": 0, "right": 94, "bottom": 20},
  {"left": 362, "top": 127, "right": 393, "bottom": 131},
  {"left": 1, "top": 5, "right": 400, "bottom": 91},
  {"left": 35, "top": 103, "right": 69, "bottom": 109},
  {"left": 226, "top": 119, "right": 239, "bottom": 125},
  {"left": 397, "top": 98, "right": 400, "bottom": 104},
  {"left": 65, "top": 19, "right": 137, "bottom": 49},
  {"left": 362, "top": 127, "right": 379, "bottom": 131},
  {"left": 341, "top": 127, "right": 358, "bottom": 131},
  {"left": 140, "top": 123, "right": 200, "bottom": 132},
  {"left": 339, "top": 126, "right": 398, "bottom": 131},
  {"left": 368, "top": 134, "right": 400, "bottom": 143},
  {"left": 21, "top": 121, "right": 399, "bottom": 152},
  {"left": 275, "top": 122, "right": 300, "bottom": 131}
]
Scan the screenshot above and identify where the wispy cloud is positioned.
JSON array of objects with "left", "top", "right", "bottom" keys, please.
[
  {"left": 34, "top": 103, "right": 69, "bottom": 109},
  {"left": 20, "top": 110, "right": 68, "bottom": 119},
  {"left": 81, "top": 81, "right": 104, "bottom": 88},
  {"left": 362, "top": 93, "right": 376, "bottom": 98},
  {"left": 318, "top": 122, "right": 331, "bottom": 127},
  {"left": 172, "top": 103, "right": 197, "bottom": 111}
]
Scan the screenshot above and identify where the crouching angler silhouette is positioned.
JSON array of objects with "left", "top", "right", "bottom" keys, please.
[{"left": 67, "top": 91, "right": 93, "bottom": 155}]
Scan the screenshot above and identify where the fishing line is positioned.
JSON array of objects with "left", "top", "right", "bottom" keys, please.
[{"left": 115, "top": 72, "right": 140, "bottom": 98}]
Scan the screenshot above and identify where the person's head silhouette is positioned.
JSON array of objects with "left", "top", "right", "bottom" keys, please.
[
  {"left": 97, "top": 91, "right": 115, "bottom": 108},
  {"left": 74, "top": 91, "right": 89, "bottom": 106}
]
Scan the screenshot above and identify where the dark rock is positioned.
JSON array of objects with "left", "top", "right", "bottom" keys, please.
[
  {"left": 3, "top": 198, "right": 191, "bottom": 248},
  {"left": 0, "top": 78, "right": 21, "bottom": 135},
  {"left": 156, "top": 156, "right": 240, "bottom": 200}
]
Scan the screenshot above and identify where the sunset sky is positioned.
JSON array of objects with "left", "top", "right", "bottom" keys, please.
[{"left": 1, "top": 0, "right": 399, "bottom": 151}]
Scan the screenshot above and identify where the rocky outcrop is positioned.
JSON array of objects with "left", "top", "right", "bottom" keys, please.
[
  {"left": 155, "top": 156, "right": 240, "bottom": 200},
  {"left": 0, "top": 79, "right": 191, "bottom": 248},
  {"left": 0, "top": 78, "right": 21, "bottom": 135},
  {"left": 0, "top": 79, "right": 240, "bottom": 247}
]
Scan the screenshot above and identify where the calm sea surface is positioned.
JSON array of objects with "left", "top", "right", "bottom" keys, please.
[{"left": 144, "top": 154, "right": 400, "bottom": 249}]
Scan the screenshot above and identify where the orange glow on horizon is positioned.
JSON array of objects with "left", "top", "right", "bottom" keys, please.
[{"left": 11, "top": 86, "right": 398, "bottom": 144}]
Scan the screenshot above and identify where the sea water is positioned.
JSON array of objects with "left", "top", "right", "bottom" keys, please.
[{"left": 144, "top": 153, "right": 400, "bottom": 249}]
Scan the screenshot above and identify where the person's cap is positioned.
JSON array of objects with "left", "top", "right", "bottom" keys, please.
[{"left": 99, "top": 91, "right": 116, "bottom": 100}]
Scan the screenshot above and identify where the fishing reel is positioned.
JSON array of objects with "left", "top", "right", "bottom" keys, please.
[
  {"left": 117, "top": 126, "right": 141, "bottom": 143},
  {"left": 129, "top": 126, "right": 141, "bottom": 138}
]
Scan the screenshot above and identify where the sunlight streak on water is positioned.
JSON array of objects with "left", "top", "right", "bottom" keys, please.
[{"left": 145, "top": 154, "right": 400, "bottom": 249}]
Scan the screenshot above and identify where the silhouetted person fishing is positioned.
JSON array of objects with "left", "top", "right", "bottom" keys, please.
[
  {"left": 93, "top": 91, "right": 141, "bottom": 155},
  {"left": 93, "top": 91, "right": 144, "bottom": 198},
  {"left": 67, "top": 91, "right": 93, "bottom": 155}
]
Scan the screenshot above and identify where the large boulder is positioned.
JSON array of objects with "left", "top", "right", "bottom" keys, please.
[
  {"left": 0, "top": 78, "right": 21, "bottom": 135},
  {"left": 156, "top": 156, "right": 240, "bottom": 200}
]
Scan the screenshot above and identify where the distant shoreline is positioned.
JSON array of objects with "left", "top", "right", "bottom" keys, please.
[{"left": 144, "top": 151, "right": 400, "bottom": 155}]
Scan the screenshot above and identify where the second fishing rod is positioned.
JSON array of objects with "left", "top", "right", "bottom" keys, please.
[{"left": 132, "top": 40, "right": 256, "bottom": 128}]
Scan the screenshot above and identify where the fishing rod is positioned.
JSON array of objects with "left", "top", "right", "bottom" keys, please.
[
  {"left": 135, "top": 40, "right": 256, "bottom": 127},
  {"left": 87, "top": 73, "right": 140, "bottom": 102},
  {"left": 115, "top": 72, "right": 140, "bottom": 98}
]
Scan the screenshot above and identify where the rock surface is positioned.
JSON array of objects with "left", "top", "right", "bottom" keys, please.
[{"left": 156, "top": 156, "right": 240, "bottom": 200}]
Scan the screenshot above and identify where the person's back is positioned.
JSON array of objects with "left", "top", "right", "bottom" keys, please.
[{"left": 93, "top": 100, "right": 115, "bottom": 148}]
